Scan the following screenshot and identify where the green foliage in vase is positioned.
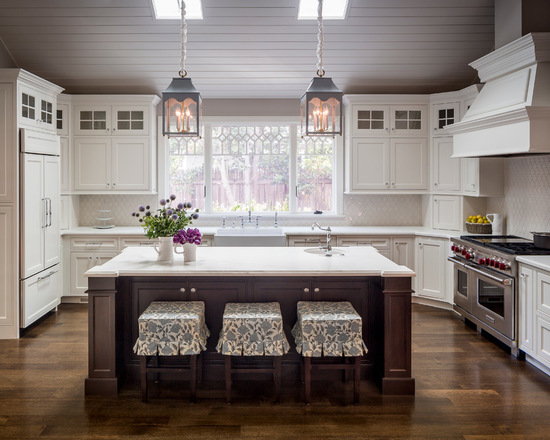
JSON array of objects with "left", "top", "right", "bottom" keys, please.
[{"left": 131, "top": 195, "right": 199, "bottom": 239}]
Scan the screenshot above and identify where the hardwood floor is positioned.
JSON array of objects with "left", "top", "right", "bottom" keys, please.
[{"left": 1, "top": 303, "right": 550, "bottom": 439}]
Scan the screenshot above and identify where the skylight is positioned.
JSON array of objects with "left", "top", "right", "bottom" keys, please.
[
  {"left": 151, "top": 0, "right": 203, "bottom": 20},
  {"left": 298, "top": 0, "right": 349, "bottom": 20}
]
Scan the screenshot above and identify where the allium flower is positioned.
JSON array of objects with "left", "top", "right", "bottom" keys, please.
[
  {"left": 132, "top": 197, "right": 199, "bottom": 239},
  {"left": 170, "top": 194, "right": 176, "bottom": 200}
]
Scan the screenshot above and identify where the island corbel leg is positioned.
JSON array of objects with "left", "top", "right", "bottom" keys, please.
[
  {"left": 85, "top": 277, "right": 120, "bottom": 395},
  {"left": 381, "top": 276, "right": 415, "bottom": 395}
]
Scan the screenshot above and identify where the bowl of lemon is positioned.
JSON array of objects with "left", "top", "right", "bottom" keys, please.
[{"left": 466, "top": 215, "right": 492, "bottom": 234}]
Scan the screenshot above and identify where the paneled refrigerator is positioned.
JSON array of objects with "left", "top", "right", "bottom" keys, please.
[{"left": 20, "top": 128, "right": 61, "bottom": 328}]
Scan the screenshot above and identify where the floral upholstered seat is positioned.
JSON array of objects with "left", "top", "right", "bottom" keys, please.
[
  {"left": 216, "top": 302, "right": 290, "bottom": 356},
  {"left": 133, "top": 301, "right": 209, "bottom": 356},
  {"left": 292, "top": 301, "right": 368, "bottom": 357}
]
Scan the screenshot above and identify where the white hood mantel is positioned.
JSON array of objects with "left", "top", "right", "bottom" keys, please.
[{"left": 446, "top": 33, "right": 550, "bottom": 157}]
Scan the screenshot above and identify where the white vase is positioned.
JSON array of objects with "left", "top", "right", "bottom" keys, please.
[
  {"left": 153, "top": 237, "right": 175, "bottom": 261},
  {"left": 176, "top": 243, "right": 197, "bottom": 262}
]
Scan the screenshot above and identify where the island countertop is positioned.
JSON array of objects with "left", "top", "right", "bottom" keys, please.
[{"left": 85, "top": 245, "right": 416, "bottom": 278}]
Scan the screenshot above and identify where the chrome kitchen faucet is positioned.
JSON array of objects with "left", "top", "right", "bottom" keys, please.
[{"left": 312, "top": 222, "right": 333, "bottom": 256}]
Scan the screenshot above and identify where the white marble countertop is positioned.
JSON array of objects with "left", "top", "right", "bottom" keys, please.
[
  {"left": 62, "top": 225, "right": 463, "bottom": 239},
  {"left": 516, "top": 256, "right": 550, "bottom": 272},
  {"left": 85, "top": 246, "right": 416, "bottom": 278}
]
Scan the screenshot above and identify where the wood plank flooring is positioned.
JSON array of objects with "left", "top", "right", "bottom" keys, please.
[{"left": 1, "top": 304, "right": 550, "bottom": 439}]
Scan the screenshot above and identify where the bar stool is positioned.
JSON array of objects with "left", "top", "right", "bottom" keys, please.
[
  {"left": 292, "top": 301, "right": 367, "bottom": 404},
  {"left": 133, "top": 301, "right": 210, "bottom": 402},
  {"left": 216, "top": 302, "right": 290, "bottom": 404}
]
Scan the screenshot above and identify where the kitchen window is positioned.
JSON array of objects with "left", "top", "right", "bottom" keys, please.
[{"left": 168, "top": 120, "right": 339, "bottom": 214}]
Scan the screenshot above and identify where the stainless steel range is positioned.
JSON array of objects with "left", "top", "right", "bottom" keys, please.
[{"left": 448, "top": 235, "right": 550, "bottom": 356}]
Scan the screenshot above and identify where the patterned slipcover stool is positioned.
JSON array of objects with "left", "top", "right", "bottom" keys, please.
[
  {"left": 216, "top": 302, "right": 290, "bottom": 404},
  {"left": 292, "top": 301, "right": 368, "bottom": 404},
  {"left": 133, "top": 301, "right": 210, "bottom": 402}
]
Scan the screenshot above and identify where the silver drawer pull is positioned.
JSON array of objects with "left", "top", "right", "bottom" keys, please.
[
  {"left": 314, "top": 287, "right": 320, "bottom": 293},
  {"left": 180, "top": 288, "right": 186, "bottom": 293},
  {"left": 37, "top": 271, "right": 55, "bottom": 282},
  {"left": 190, "top": 288, "right": 196, "bottom": 293},
  {"left": 485, "top": 315, "right": 495, "bottom": 323},
  {"left": 303, "top": 288, "right": 310, "bottom": 293},
  {"left": 85, "top": 242, "right": 102, "bottom": 246}
]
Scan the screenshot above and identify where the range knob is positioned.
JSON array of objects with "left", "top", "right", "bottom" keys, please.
[
  {"left": 478, "top": 258, "right": 486, "bottom": 265},
  {"left": 489, "top": 259, "right": 495, "bottom": 267},
  {"left": 451, "top": 245, "right": 456, "bottom": 252}
]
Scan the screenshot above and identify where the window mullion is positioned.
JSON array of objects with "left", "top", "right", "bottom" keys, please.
[
  {"left": 289, "top": 124, "right": 297, "bottom": 214},
  {"left": 204, "top": 124, "right": 213, "bottom": 212}
]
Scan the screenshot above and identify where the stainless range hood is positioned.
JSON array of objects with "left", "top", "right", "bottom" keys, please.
[{"left": 446, "top": 33, "right": 550, "bottom": 157}]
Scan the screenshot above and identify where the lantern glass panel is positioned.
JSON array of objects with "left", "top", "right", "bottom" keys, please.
[
  {"left": 165, "top": 97, "right": 199, "bottom": 135},
  {"left": 306, "top": 96, "right": 341, "bottom": 135}
]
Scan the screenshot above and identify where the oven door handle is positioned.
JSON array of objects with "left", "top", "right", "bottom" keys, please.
[{"left": 448, "top": 256, "right": 512, "bottom": 286}]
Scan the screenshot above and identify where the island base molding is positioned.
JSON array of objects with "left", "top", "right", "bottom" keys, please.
[{"left": 86, "top": 275, "right": 415, "bottom": 396}]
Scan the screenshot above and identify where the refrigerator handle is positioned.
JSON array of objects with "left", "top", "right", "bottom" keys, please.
[
  {"left": 42, "top": 198, "right": 46, "bottom": 228},
  {"left": 47, "top": 198, "right": 52, "bottom": 227}
]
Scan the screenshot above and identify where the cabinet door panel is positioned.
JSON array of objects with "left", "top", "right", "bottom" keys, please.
[
  {"left": 518, "top": 266, "right": 535, "bottom": 354},
  {"left": 432, "top": 137, "right": 460, "bottom": 192},
  {"left": 535, "top": 314, "right": 550, "bottom": 364},
  {"left": 188, "top": 279, "right": 247, "bottom": 351},
  {"left": 0, "top": 84, "right": 16, "bottom": 203},
  {"left": 352, "top": 105, "right": 389, "bottom": 136},
  {"left": 390, "top": 105, "right": 427, "bottom": 136},
  {"left": 416, "top": 239, "right": 446, "bottom": 301},
  {"left": 433, "top": 196, "right": 461, "bottom": 231},
  {"left": 391, "top": 138, "right": 428, "bottom": 190},
  {"left": 351, "top": 138, "right": 390, "bottom": 190},
  {"left": 60, "top": 137, "right": 70, "bottom": 193},
  {"left": 111, "top": 138, "right": 149, "bottom": 191},
  {"left": 70, "top": 252, "right": 116, "bottom": 294},
  {"left": 536, "top": 271, "right": 550, "bottom": 318},
  {"left": 112, "top": 106, "right": 149, "bottom": 136},
  {"left": 74, "top": 137, "right": 110, "bottom": 191},
  {"left": 44, "top": 155, "right": 60, "bottom": 268},
  {"left": 73, "top": 106, "right": 111, "bottom": 136},
  {"left": 251, "top": 278, "right": 311, "bottom": 347},
  {"left": 392, "top": 238, "right": 414, "bottom": 268},
  {"left": 21, "top": 154, "right": 45, "bottom": 278}
]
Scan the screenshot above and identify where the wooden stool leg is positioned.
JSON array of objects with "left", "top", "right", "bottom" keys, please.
[
  {"left": 273, "top": 356, "right": 282, "bottom": 404},
  {"left": 153, "top": 354, "right": 159, "bottom": 383},
  {"left": 197, "top": 352, "right": 203, "bottom": 384},
  {"left": 300, "top": 356, "right": 305, "bottom": 384},
  {"left": 140, "top": 356, "right": 148, "bottom": 402},
  {"left": 304, "top": 356, "right": 312, "bottom": 404},
  {"left": 353, "top": 356, "right": 361, "bottom": 404},
  {"left": 225, "top": 355, "right": 232, "bottom": 404},
  {"left": 190, "top": 354, "right": 197, "bottom": 403}
]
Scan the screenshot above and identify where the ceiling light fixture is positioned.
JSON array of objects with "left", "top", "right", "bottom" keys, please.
[
  {"left": 162, "top": 0, "right": 202, "bottom": 138},
  {"left": 301, "top": 0, "right": 343, "bottom": 137}
]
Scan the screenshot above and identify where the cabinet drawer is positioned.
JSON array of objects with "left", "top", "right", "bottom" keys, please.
[
  {"left": 70, "top": 237, "right": 118, "bottom": 250},
  {"left": 337, "top": 236, "right": 391, "bottom": 250},
  {"left": 120, "top": 236, "right": 156, "bottom": 249},
  {"left": 287, "top": 236, "right": 325, "bottom": 247},
  {"left": 200, "top": 235, "right": 213, "bottom": 247}
]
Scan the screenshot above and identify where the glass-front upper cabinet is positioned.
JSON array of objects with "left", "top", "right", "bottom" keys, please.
[
  {"left": 19, "top": 86, "right": 57, "bottom": 133},
  {"left": 73, "top": 105, "right": 149, "bottom": 136},
  {"left": 432, "top": 102, "right": 460, "bottom": 136},
  {"left": 351, "top": 104, "right": 426, "bottom": 137}
]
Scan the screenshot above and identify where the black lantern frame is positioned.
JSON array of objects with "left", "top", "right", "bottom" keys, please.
[
  {"left": 301, "top": 76, "right": 343, "bottom": 137},
  {"left": 162, "top": 77, "right": 202, "bottom": 138}
]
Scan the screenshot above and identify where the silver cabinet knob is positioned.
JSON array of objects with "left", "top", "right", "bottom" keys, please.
[
  {"left": 180, "top": 288, "right": 186, "bottom": 293},
  {"left": 190, "top": 287, "right": 196, "bottom": 293},
  {"left": 314, "top": 287, "right": 320, "bottom": 293},
  {"left": 303, "top": 287, "right": 310, "bottom": 293}
]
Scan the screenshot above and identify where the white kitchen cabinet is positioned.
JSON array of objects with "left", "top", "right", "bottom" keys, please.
[
  {"left": 73, "top": 137, "right": 151, "bottom": 192},
  {"left": 519, "top": 265, "right": 535, "bottom": 354},
  {"left": 20, "top": 266, "right": 61, "bottom": 328},
  {"left": 392, "top": 237, "right": 414, "bottom": 268},
  {"left": 431, "top": 137, "right": 461, "bottom": 193},
  {"left": 431, "top": 102, "right": 460, "bottom": 136},
  {"left": 350, "top": 104, "right": 427, "bottom": 137},
  {"left": 60, "top": 137, "right": 70, "bottom": 193},
  {"left": 18, "top": 84, "right": 57, "bottom": 134},
  {"left": 432, "top": 196, "right": 461, "bottom": 231},
  {"left": 415, "top": 237, "right": 448, "bottom": 302},
  {"left": 337, "top": 236, "right": 392, "bottom": 259},
  {"left": 56, "top": 101, "right": 70, "bottom": 137},
  {"left": 461, "top": 157, "right": 504, "bottom": 197},
  {"left": 518, "top": 263, "right": 550, "bottom": 374},
  {"left": 70, "top": 252, "right": 117, "bottom": 295},
  {"left": 74, "top": 104, "right": 150, "bottom": 136},
  {"left": 347, "top": 138, "right": 427, "bottom": 192}
]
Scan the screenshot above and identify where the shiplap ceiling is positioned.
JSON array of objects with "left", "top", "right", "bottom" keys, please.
[{"left": 0, "top": 0, "right": 495, "bottom": 98}]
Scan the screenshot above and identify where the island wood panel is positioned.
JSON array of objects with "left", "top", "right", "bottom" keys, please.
[{"left": 86, "top": 274, "right": 414, "bottom": 395}]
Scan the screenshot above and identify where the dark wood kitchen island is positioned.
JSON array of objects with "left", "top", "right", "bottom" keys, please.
[{"left": 84, "top": 246, "right": 415, "bottom": 396}]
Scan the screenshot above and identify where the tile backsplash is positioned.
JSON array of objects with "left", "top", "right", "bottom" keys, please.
[
  {"left": 486, "top": 155, "right": 550, "bottom": 238},
  {"left": 79, "top": 194, "right": 423, "bottom": 227}
]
